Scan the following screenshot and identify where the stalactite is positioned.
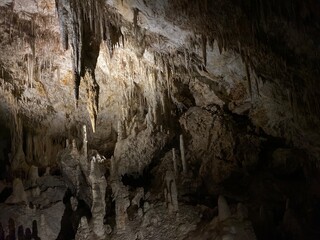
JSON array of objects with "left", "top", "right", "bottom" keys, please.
[
  {"left": 204, "top": 0, "right": 208, "bottom": 12},
  {"left": 172, "top": 148, "right": 177, "bottom": 175},
  {"left": 180, "top": 134, "right": 187, "bottom": 174},
  {"left": 26, "top": 132, "right": 33, "bottom": 164},
  {"left": 26, "top": 54, "right": 34, "bottom": 88},
  {"left": 56, "top": 0, "right": 104, "bottom": 119},
  {"left": 84, "top": 70, "right": 99, "bottom": 133},
  {"left": 201, "top": 34, "right": 207, "bottom": 66},
  {"left": 82, "top": 125, "right": 87, "bottom": 156},
  {"left": 133, "top": 8, "right": 139, "bottom": 37},
  {"left": 106, "top": 22, "right": 122, "bottom": 57},
  {"left": 165, "top": 62, "right": 171, "bottom": 98},
  {"left": 218, "top": 39, "right": 223, "bottom": 54},
  {"left": 184, "top": 48, "right": 188, "bottom": 70},
  {"left": 245, "top": 61, "right": 253, "bottom": 100},
  {"left": 117, "top": 120, "right": 126, "bottom": 141},
  {"left": 10, "top": 107, "right": 28, "bottom": 174},
  {"left": 288, "top": 89, "right": 295, "bottom": 119}
]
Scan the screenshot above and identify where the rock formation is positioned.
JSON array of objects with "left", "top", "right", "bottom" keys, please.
[
  {"left": 5, "top": 178, "right": 28, "bottom": 204},
  {"left": 0, "top": 0, "right": 319, "bottom": 239}
]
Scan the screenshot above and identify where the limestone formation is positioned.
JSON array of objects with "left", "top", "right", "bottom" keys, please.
[
  {"left": 75, "top": 217, "right": 90, "bottom": 240},
  {"left": 28, "top": 165, "right": 39, "bottom": 187},
  {"left": 202, "top": 196, "right": 257, "bottom": 240},
  {"left": 44, "top": 167, "right": 50, "bottom": 176},
  {"left": 164, "top": 171, "right": 179, "bottom": 213},
  {"left": 111, "top": 178, "right": 130, "bottom": 231},
  {"left": 39, "top": 214, "right": 48, "bottom": 239},
  {"left": 131, "top": 187, "right": 144, "bottom": 208},
  {"left": 70, "top": 197, "right": 78, "bottom": 211},
  {"left": 89, "top": 154, "right": 107, "bottom": 238},
  {"left": 5, "top": 178, "right": 28, "bottom": 204},
  {"left": 180, "top": 135, "right": 187, "bottom": 174},
  {"left": 82, "top": 125, "right": 88, "bottom": 157},
  {"left": 0, "top": 0, "right": 319, "bottom": 239},
  {"left": 172, "top": 148, "right": 177, "bottom": 175}
]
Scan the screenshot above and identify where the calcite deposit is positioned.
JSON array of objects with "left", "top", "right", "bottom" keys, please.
[{"left": 0, "top": 0, "right": 319, "bottom": 239}]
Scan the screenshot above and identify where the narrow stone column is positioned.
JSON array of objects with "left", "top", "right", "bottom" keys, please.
[
  {"left": 180, "top": 134, "right": 187, "bottom": 174},
  {"left": 111, "top": 180, "right": 130, "bottom": 231},
  {"left": 218, "top": 195, "right": 231, "bottom": 221},
  {"left": 89, "top": 155, "right": 107, "bottom": 238},
  {"left": 164, "top": 171, "right": 178, "bottom": 213},
  {"left": 117, "top": 121, "right": 124, "bottom": 141},
  {"left": 172, "top": 148, "right": 177, "bottom": 175},
  {"left": 71, "top": 139, "right": 78, "bottom": 154},
  {"left": 82, "top": 125, "right": 88, "bottom": 156}
]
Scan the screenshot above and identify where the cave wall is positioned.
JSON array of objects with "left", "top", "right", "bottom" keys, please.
[
  {"left": 0, "top": 0, "right": 319, "bottom": 239},
  {"left": 0, "top": 0, "right": 319, "bottom": 162}
]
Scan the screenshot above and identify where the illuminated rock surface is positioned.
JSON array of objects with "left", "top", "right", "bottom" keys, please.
[{"left": 0, "top": 0, "right": 319, "bottom": 239}]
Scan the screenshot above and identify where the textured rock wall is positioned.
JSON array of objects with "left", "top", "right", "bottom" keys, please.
[{"left": 0, "top": 0, "right": 319, "bottom": 239}]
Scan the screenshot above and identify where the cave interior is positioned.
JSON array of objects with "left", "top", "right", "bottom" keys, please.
[{"left": 0, "top": 0, "right": 320, "bottom": 239}]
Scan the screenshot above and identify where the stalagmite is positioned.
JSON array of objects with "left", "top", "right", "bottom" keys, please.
[
  {"left": 218, "top": 195, "right": 231, "bottom": 221},
  {"left": 164, "top": 171, "right": 178, "bottom": 213},
  {"left": 172, "top": 148, "right": 177, "bottom": 175},
  {"left": 112, "top": 181, "right": 130, "bottom": 231},
  {"left": 76, "top": 165, "right": 81, "bottom": 195},
  {"left": 110, "top": 156, "right": 116, "bottom": 177},
  {"left": 44, "top": 167, "right": 50, "bottom": 176},
  {"left": 71, "top": 139, "right": 78, "bottom": 154},
  {"left": 131, "top": 187, "right": 144, "bottom": 207},
  {"left": 39, "top": 214, "right": 48, "bottom": 239},
  {"left": 180, "top": 134, "right": 187, "bottom": 174},
  {"left": 76, "top": 217, "right": 90, "bottom": 240},
  {"left": 89, "top": 154, "right": 107, "bottom": 237},
  {"left": 117, "top": 121, "right": 125, "bottom": 141},
  {"left": 70, "top": 196, "right": 78, "bottom": 211},
  {"left": 28, "top": 165, "right": 39, "bottom": 186},
  {"left": 5, "top": 178, "right": 28, "bottom": 204}
]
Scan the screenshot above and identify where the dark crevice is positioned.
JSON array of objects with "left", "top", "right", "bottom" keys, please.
[
  {"left": 56, "top": 189, "right": 91, "bottom": 240},
  {"left": 0, "top": 122, "right": 11, "bottom": 180},
  {"left": 0, "top": 187, "right": 12, "bottom": 203},
  {"left": 104, "top": 186, "right": 116, "bottom": 228}
]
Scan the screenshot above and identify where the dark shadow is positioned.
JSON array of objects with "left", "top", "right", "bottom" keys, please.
[
  {"left": 17, "top": 225, "right": 23, "bottom": 240},
  {"left": 8, "top": 218, "right": 16, "bottom": 240},
  {"left": 24, "top": 228, "right": 31, "bottom": 240},
  {"left": 0, "top": 222, "right": 4, "bottom": 240},
  {"left": 31, "top": 220, "right": 40, "bottom": 240},
  {"left": 0, "top": 122, "right": 11, "bottom": 180},
  {"left": 0, "top": 187, "right": 12, "bottom": 203},
  {"left": 57, "top": 189, "right": 91, "bottom": 240}
]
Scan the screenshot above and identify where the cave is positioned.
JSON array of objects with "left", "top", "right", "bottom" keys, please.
[{"left": 0, "top": 0, "right": 319, "bottom": 239}]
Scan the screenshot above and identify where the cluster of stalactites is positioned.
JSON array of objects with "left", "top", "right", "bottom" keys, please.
[{"left": 55, "top": 0, "right": 125, "bottom": 132}]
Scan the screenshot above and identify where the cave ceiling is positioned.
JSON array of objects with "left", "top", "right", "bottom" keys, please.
[{"left": 0, "top": 0, "right": 319, "bottom": 158}]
